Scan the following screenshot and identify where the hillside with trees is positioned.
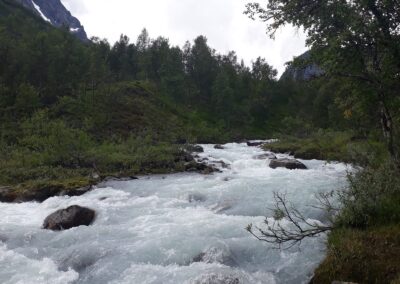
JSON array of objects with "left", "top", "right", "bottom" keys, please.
[{"left": 0, "top": 0, "right": 351, "bottom": 197}]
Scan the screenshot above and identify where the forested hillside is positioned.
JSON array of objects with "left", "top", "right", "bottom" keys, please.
[{"left": 0, "top": 0, "right": 353, "bottom": 195}]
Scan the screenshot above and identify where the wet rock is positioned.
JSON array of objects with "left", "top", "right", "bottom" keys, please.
[
  {"left": 192, "top": 247, "right": 237, "bottom": 267},
  {"left": 186, "top": 145, "right": 204, "bottom": 153},
  {"left": 188, "top": 193, "right": 207, "bottom": 203},
  {"left": 43, "top": 205, "right": 95, "bottom": 231},
  {"left": 214, "top": 145, "right": 225, "bottom": 149},
  {"left": 269, "top": 158, "right": 307, "bottom": 170},
  {"left": 175, "top": 138, "right": 187, "bottom": 144},
  {"left": 0, "top": 186, "right": 15, "bottom": 203},
  {"left": 215, "top": 160, "right": 230, "bottom": 169},
  {"left": 90, "top": 171, "right": 101, "bottom": 180},
  {"left": 184, "top": 161, "right": 220, "bottom": 175},
  {"left": 193, "top": 273, "right": 240, "bottom": 284},
  {"left": 176, "top": 151, "right": 195, "bottom": 163},
  {"left": 246, "top": 141, "right": 264, "bottom": 147},
  {"left": 254, "top": 153, "right": 277, "bottom": 160},
  {"left": 0, "top": 183, "right": 95, "bottom": 203},
  {"left": 58, "top": 185, "right": 93, "bottom": 198}
]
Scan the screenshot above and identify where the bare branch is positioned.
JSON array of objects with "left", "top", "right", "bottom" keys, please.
[{"left": 247, "top": 192, "right": 334, "bottom": 249}]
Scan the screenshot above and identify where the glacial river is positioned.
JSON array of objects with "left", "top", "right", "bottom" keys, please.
[{"left": 0, "top": 142, "right": 349, "bottom": 284}]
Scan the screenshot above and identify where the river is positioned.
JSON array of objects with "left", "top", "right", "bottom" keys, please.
[{"left": 0, "top": 142, "right": 349, "bottom": 284}]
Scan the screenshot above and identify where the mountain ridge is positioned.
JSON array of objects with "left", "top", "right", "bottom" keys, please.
[{"left": 14, "top": 0, "right": 88, "bottom": 41}]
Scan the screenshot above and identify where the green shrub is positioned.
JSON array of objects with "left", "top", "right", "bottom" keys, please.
[{"left": 337, "top": 160, "right": 400, "bottom": 228}]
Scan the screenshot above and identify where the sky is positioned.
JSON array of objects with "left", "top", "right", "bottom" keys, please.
[{"left": 61, "top": 0, "right": 307, "bottom": 75}]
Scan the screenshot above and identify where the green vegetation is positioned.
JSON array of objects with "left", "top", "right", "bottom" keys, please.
[
  {"left": 0, "top": 0, "right": 355, "bottom": 200},
  {"left": 0, "top": 0, "right": 281, "bottom": 198},
  {"left": 1, "top": 0, "right": 400, "bottom": 280},
  {"left": 312, "top": 225, "right": 400, "bottom": 284},
  {"left": 247, "top": 0, "right": 400, "bottom": 282},
  {"left": 265, "top": 131, "right": 388, "bottom": 164},
  {"left": 310, "top": 160, "right": 400, "bottom": 283}
]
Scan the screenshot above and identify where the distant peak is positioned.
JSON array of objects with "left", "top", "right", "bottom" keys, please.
[{"left": 14, "top": 0, "right": 88, "bottom": 41}]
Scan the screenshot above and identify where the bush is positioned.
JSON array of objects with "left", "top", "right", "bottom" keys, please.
[
  {"left": 337, "top": 160, "right": 400, "bottom": 228},
  {"left": 18, "top": 110, "right": 93, "bottom": 168}
]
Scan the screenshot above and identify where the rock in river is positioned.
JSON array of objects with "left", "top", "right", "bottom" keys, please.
[
  {"left": 269, "top": 158, "right": 307, "bottom": 170},
  {"left": 246, "top": 141, "right": 264, "bottom": 147},
  {"left": 43, "top": 205, "right": 95, "bottom": 231}
]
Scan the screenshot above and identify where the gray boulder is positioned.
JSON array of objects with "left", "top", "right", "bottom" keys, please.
[
  {"left": 192, "top": 247, "right": 236, "bottom": 266},
  {"left": 186, "top": 145, "right": 204, "bottom": 153},
  {"left": 192, "top": 274, "right": 239, "bottom": 284},
  {"left": 214, "top": 144, "right": 225, "bottom": 149},
  {"left": 246, "top": 141, "right": 264, "bottom": 147},
  {"left": 269, "top": 158, "right": 307, "bottom": 170},
  {"left": 43, "top": 205, "right": 95, "bottom": 231}
]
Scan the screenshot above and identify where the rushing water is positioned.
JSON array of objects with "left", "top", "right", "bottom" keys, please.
[{"left": 0, "top": 142, "right": 350, "bottom": 284}]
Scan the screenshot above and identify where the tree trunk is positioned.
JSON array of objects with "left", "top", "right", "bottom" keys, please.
[{"left": 378, "top": 97, "right": 399, "bottom": 167}]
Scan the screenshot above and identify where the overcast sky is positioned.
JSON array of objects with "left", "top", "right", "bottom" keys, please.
[{"left": 61, "top": 0, "right": 307, "bottom": 75}]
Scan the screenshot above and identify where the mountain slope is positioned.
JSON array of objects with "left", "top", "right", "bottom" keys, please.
[{"left": 14, "top": 0, "right": 88, "bottom": 41}]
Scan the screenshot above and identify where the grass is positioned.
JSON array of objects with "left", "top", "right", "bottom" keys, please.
[
  {"left": 312, "top": 225, "right": 400, "bottom": 284},
  {"left": 264, "top": 130, "right": 387, "bottom": 164}
]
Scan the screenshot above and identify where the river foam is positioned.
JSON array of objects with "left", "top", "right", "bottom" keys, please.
[{"left": 0, "top": 142, "right": 349, "bottom": 283}]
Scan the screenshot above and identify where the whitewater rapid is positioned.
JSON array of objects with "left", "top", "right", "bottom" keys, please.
[{"left": 0, "top": 142, "right": 349, "bottom": 284}]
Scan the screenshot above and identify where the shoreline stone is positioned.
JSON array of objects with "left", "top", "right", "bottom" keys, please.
[{"left": 269, "top": 158, "right": 307, "bottom": 170}]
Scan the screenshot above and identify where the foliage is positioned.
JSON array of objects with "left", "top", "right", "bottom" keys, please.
[
  {"left": 337, "top": 160, "right": 400, "bottom": 228},
  {"left": 311, "top": 225, "right": 400, "bottom": 284},
  {"left": 246, "top": 0, "right": 400, "bottom": 163}
]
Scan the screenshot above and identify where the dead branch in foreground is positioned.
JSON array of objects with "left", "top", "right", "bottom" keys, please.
[{"left": 247, "top": 192, "right": 335, "bottom": 249}]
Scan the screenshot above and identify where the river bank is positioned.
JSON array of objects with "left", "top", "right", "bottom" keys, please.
[{"left": 0, "top": 144, "right": 219, "bottom": 203}]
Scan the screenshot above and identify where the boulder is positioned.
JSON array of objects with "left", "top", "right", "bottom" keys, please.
[
  {"left": 214, "top": 160, "right": 230, "bottom": 169},
  {"left": 43, "top": 205, "right": 95, "bottom": 231},
  {"left": 192, "top": 273, "right": 239, "bottom": 284},
  {"left": 192, "top": 247, "right": 237, "bottom": 266},
  {"left": 184, "top": 161, "right": 220, "bottom": 175},
  {"left": 269, "top": 158, "right": 307, "bottom": 170},
  {"left": 0, "top": 186, "right": 15, "bottom": 203},
  {"left": 18, "top": 185, "right": 93, "bottom": 203},
  {"left": 214, "top": 144, "right": 225, "bottom": 149},
  {"left": 175, "top": 138, "right": 187, "bottom": 144},
  {"left": 186, "top": 145, "right": 204, "bottom": 153},
  {"left": 246, "top": 141, "right": 264, "bottom": 147},
  {"left": 254, "top": 153, "right": 277, "bottom": 160}
]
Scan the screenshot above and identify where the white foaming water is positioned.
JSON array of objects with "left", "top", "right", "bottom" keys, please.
[{"left": 0, "top": 142, "right": 349, "bottom": 284}]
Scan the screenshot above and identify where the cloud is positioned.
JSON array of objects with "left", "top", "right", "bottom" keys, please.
[
  {"left": 60, "top": 0, "right": 87, "bottom": 14},
  {"left": 60, "top": 0, "right": 307, "bottom": 75}
]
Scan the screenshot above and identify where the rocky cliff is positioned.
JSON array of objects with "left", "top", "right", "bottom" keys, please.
[{"left": 280, "top": 51, "right": 324, "bottom": 81}]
